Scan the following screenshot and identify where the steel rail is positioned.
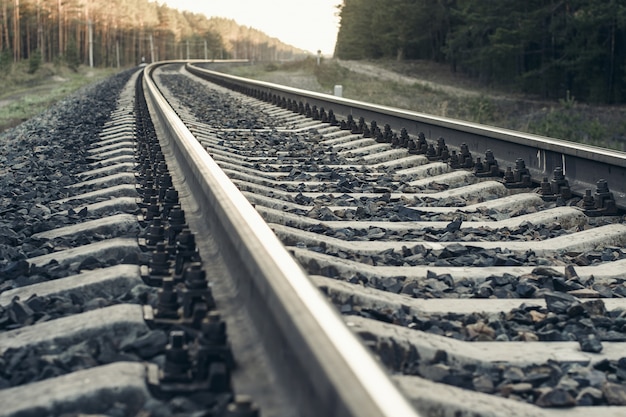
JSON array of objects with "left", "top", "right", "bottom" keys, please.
[
  {"left": 142, "top": 63, "right": 420, "bottom": 417},
  {"left": 186, "top": 62, "right": 626, "bottom": 209}
]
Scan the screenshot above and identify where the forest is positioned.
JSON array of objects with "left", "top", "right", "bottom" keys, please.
[
  {"left": 335, "top": 0, "right": 626, "bottom": 103},
  {"left": 0, "top": 0, "right": 305, "bottom": 70}
]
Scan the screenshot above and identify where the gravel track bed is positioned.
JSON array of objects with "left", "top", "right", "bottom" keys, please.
[
  {"left": 0, "top": 68, "right": 149, "bottom": 303},
  {"left": 157, "top": 64, "right": 626, "bottom": 412},
  {"left": 0, "top": 68, "right": 244, "bottom": 416}
]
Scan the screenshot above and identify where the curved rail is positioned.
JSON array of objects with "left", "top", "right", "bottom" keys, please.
[
  {"left": 142, "top": 63, "right": 419, "bottom": 417},
  {"left": 186, "top": 62, "right": 626, "bottom": 209}
]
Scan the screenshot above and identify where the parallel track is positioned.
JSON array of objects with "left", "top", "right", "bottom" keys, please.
[{"left": 1, "top": 60, "right": 626, "bottom": 417}]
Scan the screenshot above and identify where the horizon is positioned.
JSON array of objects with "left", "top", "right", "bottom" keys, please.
[{"left": 160, "top": 0, "right": 341, "bottom": 56}]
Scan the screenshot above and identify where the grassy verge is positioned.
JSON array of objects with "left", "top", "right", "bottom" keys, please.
[
  {"left": 221, "top": 59, "right": 626, "bottom": 151},
  {"left": 0, "top": 62, "right": 120, "bottom": 133}
]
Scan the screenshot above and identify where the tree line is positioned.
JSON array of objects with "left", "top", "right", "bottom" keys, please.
[
  {"left": 335, "top": 0, "right": 626, "bottom": 103},
  {"left": 0, "top": 0, "right": 306, "bottom": 70}
]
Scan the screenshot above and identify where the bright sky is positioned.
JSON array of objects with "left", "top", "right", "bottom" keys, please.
[{"left": 161, "top": 0, "right": 342, "bottom": 55}]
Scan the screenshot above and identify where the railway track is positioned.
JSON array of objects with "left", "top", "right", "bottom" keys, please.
[{"left": 1, "top": 60, "right": 626, "bottom": 417}]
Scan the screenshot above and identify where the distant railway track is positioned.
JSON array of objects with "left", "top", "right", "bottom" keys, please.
[{"left": 1, "top": 60, "right": 626, "bottom": 417}]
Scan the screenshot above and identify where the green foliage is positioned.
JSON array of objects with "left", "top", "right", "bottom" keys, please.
[
  {"left": 335, "top": 0, "right": 626, "bottom": 103},
  {"left": 464, "top": 96, "right": 497, "bottom": 124},
  {"left": 0, "top": 50, "right": 12, "bottom": 77},
  {"left": 279, "top": 57, "right": 318, "bottom": 71},
  {"left": 0, "top": 64, "right": 117, "bottom": 132},
  {"left": 66, "top": 40, "right": 81, "bottom": 72},
  {"left": 28, "top": 50, "right": 42, "bottom": 74},
  {"left": 528, "top": 93, "right": 608, "bottom": 146},
  {"left": 314, "top": 61, "right": 349, "bottom": 89},
  {"left": 53, "top": 54, "right": 64, "bottom": 69}
]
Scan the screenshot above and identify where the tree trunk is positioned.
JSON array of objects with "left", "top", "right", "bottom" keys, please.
[
  {"left": 83, "top": 3, "right": 89, "bottom": 63},
  {"left": 608, "top": 18, "right": 615, "bottom": 102},
  {"left": 13, "top": 0, "right": 19, "bottom": 61},
  {"left": 57, "top": 0, "right": 62, "bottom": 55},
  {"left": 0, "top": 0, "right": 4, "bottom": 51},
  {"left": 63, "top": 4, "right": 68, "bottom": 56},
  {"left": 37, "top": 0, "right": 43, "bottom": 57},
  {"left": 24, "top": 12, "right": 28, "bottom": 58}
]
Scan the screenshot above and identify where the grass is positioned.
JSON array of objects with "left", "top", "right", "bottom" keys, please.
[
  {"left": 0, "top": 61, "right": 120, "bottom": 132},
  {"left": 220, "top": 59, "right": 626, "bottom": 152}
]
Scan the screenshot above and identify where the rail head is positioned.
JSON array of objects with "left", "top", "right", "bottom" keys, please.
[
  {"left": 186, "top": 62, "right": 626, "bottom": 209},
  {"left": 141, "top": 62, "right": 420, "bottom": 417}
]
